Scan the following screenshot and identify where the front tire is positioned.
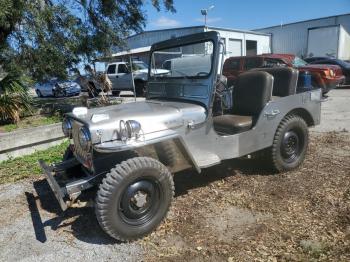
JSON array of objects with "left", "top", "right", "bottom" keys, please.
[
  {"left": 95, "top": 157, "right": 174, "bottom": 241},
  {"left": 135, "top": 81, "right": 146, "bottom": 97},
  {"left": 267, "top": 115, "right": 309, "bottom": 172}
]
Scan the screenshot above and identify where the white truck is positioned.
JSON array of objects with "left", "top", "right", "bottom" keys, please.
[{"left": 106, "top": 61, "right": 168, "bottom": 96}]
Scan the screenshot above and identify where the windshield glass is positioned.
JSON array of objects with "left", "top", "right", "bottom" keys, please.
[
  {"left": 131, "top": 61, "right": 148, "bottom": 71},
  {"left": 292, "top": 57, "right": 307, "bottom": 67},
  {"left": 150, "top": 40, "right": 214, "bottom": 78}
]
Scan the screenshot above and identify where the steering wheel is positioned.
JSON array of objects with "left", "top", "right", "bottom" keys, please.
[{"left": 196, "top": 72, "right": 208, "bottom": 76}]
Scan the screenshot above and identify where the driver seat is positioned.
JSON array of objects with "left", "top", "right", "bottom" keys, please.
[{"left": 213, "top": 71, "right": 273, "bottom": 134}]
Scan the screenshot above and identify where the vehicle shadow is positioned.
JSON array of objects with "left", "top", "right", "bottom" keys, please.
[
  {"left": 28, "top": 158, "right": 273, "bottom": 245},
  {"left": 28, "top": 180, "right": 118, "bottom": 245},
  {"left": 174, "top": 157, "right": 273, "bottom": 197}
]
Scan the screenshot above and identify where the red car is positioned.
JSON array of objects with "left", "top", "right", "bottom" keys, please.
[{"left": 223, "top": 54, "right": 345, "bottom": 94}]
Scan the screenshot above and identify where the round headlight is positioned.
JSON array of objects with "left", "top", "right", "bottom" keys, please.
[
  {"left": 62, "top": 118, "right": 72, "bottom": 137},
  {"left": 78, "top": 127, "right": 91, "bottom": 151},
  {"left": 126, "top": 120, "right": 141, "bottom": 138}
]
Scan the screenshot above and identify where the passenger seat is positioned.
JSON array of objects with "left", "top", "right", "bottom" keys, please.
[
  {"left": 213, "top": 71, "right": 273, "bottom": 135},
  {"left": 251, "top": 67, "right": 298, "bottom": 97}
]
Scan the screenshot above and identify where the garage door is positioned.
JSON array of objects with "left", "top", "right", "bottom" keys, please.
[
  {"left": 307, "top": 26, "right": 339, "bottom": 57},
  {"left": 227, "top": 39, "right": 242, "bottom": 56}
]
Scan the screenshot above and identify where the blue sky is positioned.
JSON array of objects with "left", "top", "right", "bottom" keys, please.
[{"left": 144, "top": 0, "right": 350, "bottom": 30}]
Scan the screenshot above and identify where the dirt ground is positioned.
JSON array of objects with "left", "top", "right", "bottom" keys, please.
[
  {"left": 0, "top": 131, "right": 349, "bottom": 261},
  {"left": 0, "top": 90, "right": 349, "bottom": 261}
]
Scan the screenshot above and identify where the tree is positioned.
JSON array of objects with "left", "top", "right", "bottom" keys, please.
[
  {"left": 0, "top": 0, "right": 175, "bottom": 81},
  {"left": 0, "top": 0, "right": 174, "bottom": 123}
]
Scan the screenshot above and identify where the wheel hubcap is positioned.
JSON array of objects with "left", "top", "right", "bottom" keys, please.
[
  {"left": 281, "top": 130, "right": 300, "bottom": 162},
  {"left": 119, "top": 179, "right": 160, "bottom": 225},
  {"left": 131, "top": 190, "right": 148, "bottom": 209}
]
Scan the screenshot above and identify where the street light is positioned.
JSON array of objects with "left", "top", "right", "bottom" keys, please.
[{"left": 200, "top": 5, "right": 215, "bottom": 27}]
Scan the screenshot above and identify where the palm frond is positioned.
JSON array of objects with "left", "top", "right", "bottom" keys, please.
[{"left": 0, "top": 73, "right": 33, "bottom": 123}]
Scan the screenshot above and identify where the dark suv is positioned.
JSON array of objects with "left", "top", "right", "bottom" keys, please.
[{"left": 223, "top": 54, "right": 345, "bottom": 94}]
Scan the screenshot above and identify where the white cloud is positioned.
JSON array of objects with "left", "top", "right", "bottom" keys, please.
[
  {"left": 151, "top": 16, "right": 181, "bottom": 28},
  {"left": 195, "top": 17, "right": 222, "bottom": 24}
]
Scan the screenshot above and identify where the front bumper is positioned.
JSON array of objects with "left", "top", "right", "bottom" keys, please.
[
  {"left": 39, "top": 158, "right": 97, "bottom": 211},
  {"left": 39, "top": 160, "right": 68, "bottom": 211}
]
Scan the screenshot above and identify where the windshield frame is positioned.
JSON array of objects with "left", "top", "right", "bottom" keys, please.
[{"left": 149, "top": 39, "right": 216, "bottom": 80}]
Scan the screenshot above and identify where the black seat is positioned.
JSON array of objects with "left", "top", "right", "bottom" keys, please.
[
  {"left": 214, "top": 71, "right": 273, "bottom": 134},
  {"left": 251, "top": 67, "right": 298, "bottom": 97}
]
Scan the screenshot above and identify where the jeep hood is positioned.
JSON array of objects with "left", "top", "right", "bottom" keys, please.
[{"left": 68, "top": 100, "right": 206, "bottom": 143}]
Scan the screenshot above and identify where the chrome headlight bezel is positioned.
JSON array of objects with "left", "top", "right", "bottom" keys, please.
[
  {"left": 78, "top": 127, "right": 92, "bottom": 151},
  {"left": 126, "top": 120, "right": 141, "bottom": 138},
  {"left": 62, "top": 118, "right": 72, "bottom": 138}
]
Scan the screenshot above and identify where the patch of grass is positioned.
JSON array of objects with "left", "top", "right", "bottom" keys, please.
[
  {"left": 0, "top": 140, "right": 69, "bottom": 184},
  {"left": 1, "top": 114, "right": 62, "bottom": 132}
]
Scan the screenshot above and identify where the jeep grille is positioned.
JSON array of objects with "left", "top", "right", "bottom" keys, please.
[{"left": 72, "top": 120, "right": 91, "bottom": 165}]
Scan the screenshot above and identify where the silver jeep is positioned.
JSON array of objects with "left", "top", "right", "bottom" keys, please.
[{"left": 39, "top": 31, "right": 322, "bottom": 241}]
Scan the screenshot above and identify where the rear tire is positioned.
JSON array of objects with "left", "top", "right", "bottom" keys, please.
[
  {"left": 135, "top": 81, "right": 146, "bottom": 97},
  {"left": 266, "top": 115, "right": 309, "bottom": 172},
  {"left": 112, "top": 90, "right": 120, "bottom": 96},
  {"left": 95, "top": 157, "right": 174, "bottom": 241}
]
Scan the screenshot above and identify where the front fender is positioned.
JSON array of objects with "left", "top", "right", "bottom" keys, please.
[{"left": 93, "top": 129, "right": 200, "bottom": 173}]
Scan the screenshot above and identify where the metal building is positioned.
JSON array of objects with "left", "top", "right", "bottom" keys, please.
[
  {"left": 254, "top": 13, "right": 350, "bottom": 60},
  {"left": 108, "top": 26, "right": 271, "bottom": 65}
]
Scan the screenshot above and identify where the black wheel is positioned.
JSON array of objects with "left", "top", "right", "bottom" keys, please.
[
  {"left": 154, "top": 141, "right": 177, "bottom": 167},
  {"left": 135, "top": 81, "right": 146, "bottom": 97},
  {"left": 267, "top": 115, "right": 309, "bottom": 172},
  {"left": 36, "top": 90, "right": 43, "bottom": 97},
  {"left": 95, "top": 157, "right": 174, "bottom": 241},
  {"left": 112, "top": 90, "right": 120, "bottom": 96}
]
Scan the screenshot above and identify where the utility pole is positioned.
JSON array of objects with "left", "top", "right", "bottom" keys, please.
[{"left": 200, "top": 5, "right": 215, "bottom": 27}]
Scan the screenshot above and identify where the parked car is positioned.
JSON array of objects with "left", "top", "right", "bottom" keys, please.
[
  {"left": 106, "top": 61, "right": 168, "bottom": 96},
  {"left": 39, "top": 31, "right": 322, "bottom": 241},
  {"left": 303, "top": 56, "right": 330, "bottom": 64},
  {"left": 306, "top": 58, "right": 350, "bottom": 86},
  {"left": 35, "top": 78, "right": 81, "bottom": 97},
  {"left": 223, "top": 54, "right": 345, "bottom": 94}
]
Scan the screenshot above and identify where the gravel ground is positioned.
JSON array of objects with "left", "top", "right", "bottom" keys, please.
[{"left": 0, "top": 89, "right": 349, "bottom": 261}]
